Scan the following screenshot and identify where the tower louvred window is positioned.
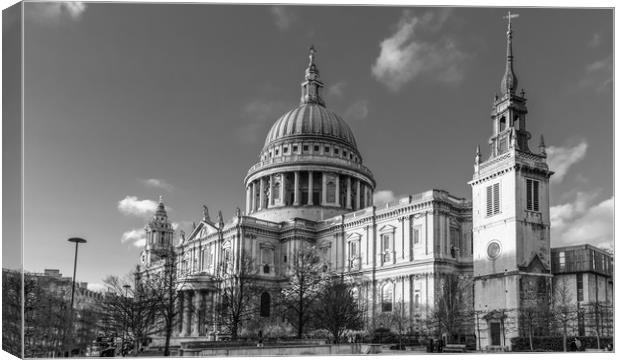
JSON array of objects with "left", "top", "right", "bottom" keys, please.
[
  {"left": 487, "top": 183, "right": 500, "bottom": 216},
  {"left": 526, "top": 179, "right": 540, "bottom": 212}
]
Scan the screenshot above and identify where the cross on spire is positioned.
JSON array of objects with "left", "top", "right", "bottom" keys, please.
[{"left": 503, "top": 11, "right": 519, "bottom": 32}]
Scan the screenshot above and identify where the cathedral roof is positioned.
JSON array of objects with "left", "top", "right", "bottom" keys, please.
[
  {"left": 263, "top": 46, "right": 358, "bottom": 151},
  {"left": 263, "top": 103, "right": 358, "bottom": 149}
]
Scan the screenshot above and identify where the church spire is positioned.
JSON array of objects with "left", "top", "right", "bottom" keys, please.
[
  {"left": 300, "top": 45, "right": 326, "bottom": 106},
  {"left": 500, "top": 11, "right": 519, "bottom": 96}
]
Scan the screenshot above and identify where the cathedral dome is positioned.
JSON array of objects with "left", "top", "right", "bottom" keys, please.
[
  {"left": 244, "top": 47, "right": 375, "bottom": 223},
  {"left": 263, "top": 103, "right": 358, "bottom": 151}
]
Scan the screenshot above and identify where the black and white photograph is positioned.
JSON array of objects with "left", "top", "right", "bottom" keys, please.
[{"left": 1, "top": 1, "right": 614, "bottom": 358}]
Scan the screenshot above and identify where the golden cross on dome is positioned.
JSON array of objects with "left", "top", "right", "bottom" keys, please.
[{"left": 503, "top": 11, "right": 520, "bottom": 31}]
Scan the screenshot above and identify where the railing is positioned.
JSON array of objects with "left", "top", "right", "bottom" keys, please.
[{"left": 246, "top": 154, "right": 373, "bottom": 176}]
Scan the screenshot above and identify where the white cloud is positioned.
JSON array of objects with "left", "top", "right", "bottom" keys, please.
[
  {"left": 588, "top": 33, "right": 601, "bottom": 47},
  {"left": 87, "top": 283, "right": 106, "bottom": 293},
  {"left": 26, "top": 2, "right": 86, "bottom": 23},
  {"left": 270, "top": 6, "right": 296, "bottom": 31},
  {"left": 121, "top": 228, "right": 144, "bottom": 243},
  {"left": 371, "top": 9, "right": 467, "bottom": 91},
  {"left": 133, "top": 238, "right": 146, "bottom": 248},
  {"left": 580, "top": 56, "right": 612, "bottom": 92},
  {"left": 546, "top": 141, "right": 588, "bottom": 183},
  {"left": 141, "top": 178, "right": 174, "bottom": 191},
  {"left": 326, "top": 82, "right": 346, "bottom": 99},
  {"left": 343, "top": 100, "right": 369, "bottom": 121},
  {"left": 121, "top": 228, "right": 147, "bottom": 248},
  {"left": 551, "top": 193, "right": 613, "bottom": 249},
  {"left": 586, "top": 56, "right": 611, "bottom": 73},
  {"left": 373, "top": 190, "right": 397, "bottom": 207},
  {"left": 118, "top": 196, "right": 158, "bottom": 217}
]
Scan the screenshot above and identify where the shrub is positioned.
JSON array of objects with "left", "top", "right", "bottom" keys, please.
[{"left": 511, "top": 336, "right": 613, "bottom": 352}]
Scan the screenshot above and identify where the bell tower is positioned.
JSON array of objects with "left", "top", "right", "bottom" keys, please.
[
  {"left": 469, "top": 12, "right": 554, "bottom": 350},
  {"left": 141, "top": 196, "right": 174, "bottom": 267}
]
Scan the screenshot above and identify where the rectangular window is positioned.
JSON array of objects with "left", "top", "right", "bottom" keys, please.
[
  {"left": 577, "top": 273, "right": 583, "bottom": 301},
  {"left": 293, "top": 145, "right": 298, "bottom": 152},
  {"left": 526, "top": 179, "right": 540, "bottom": 212},
  {"left": 350, "top": 241, "right": 358, "bottom": 258},
  {"left": 559, "top": 251, "right": 565, "bottom": 271},
  {"left": 381, "top": 233, "right": 392, "bottom": 262},
  {"left": 413, "top": 227, "right": 420, "bottom": 244},
  {"left": 486, "top": 183, "right": 501, "bottom": 216},
  {"left": 314, "top": 145, "right": 319, "bottom": 152},
  {"left": 283, "top": 147, "right": 288, "bottom": 153},
  {"left": 303, "top": 145, "right": 309, "bottom": 152},
  {"left": 334, "top": 148, "right": 339, "bottom": 155},
  {"left": 324, "top": 146, "right": 330, "bottom": 153}
]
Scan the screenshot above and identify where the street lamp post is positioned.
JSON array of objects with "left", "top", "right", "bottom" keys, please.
[
  {"left": 122, "top": 284, "right": 131, "bottom": 357},
  {"left": 66, "top": 237, "right": 87, "bottom": 357}
]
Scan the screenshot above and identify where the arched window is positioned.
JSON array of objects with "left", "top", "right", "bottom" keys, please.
[
  {"left": 326, "top": 181, "right": 336, "bottom": 203},
  {"left": 414, "top": 293, "right": 420, "bottom": 308},
  {"left": 381, "top": 283, "right": 393, "bottom": 312},
  {"left": 260, "top": 292, "right": 271, "bottom": 317}
]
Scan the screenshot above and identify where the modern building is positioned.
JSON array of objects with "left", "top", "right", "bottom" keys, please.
[
  {"left": 137, "top": 18, "right": 613, "bottom": 350},
  {"left": 551, "top": 245, "right": 614, "bottom": 337}
]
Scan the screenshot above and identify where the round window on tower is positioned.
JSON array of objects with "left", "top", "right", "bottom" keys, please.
[{"left": 487, "top": 241, "right": 501, "bottom": 260}]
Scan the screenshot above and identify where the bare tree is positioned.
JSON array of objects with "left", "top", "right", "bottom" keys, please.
[
  {"left": 375, "top": 302, "right": 412, "bottom": 348},
  {"left": 216, "top": 250, "right": 260, "bottom": 340},
  {"left": 428, "top": 274, "right": 473, "bottom": 343},
  {"left": 147, "top": 249, "right": 186, "bottom": 356},
  {"left": 552, "top": 277, "right": 576, "bottom": 352},
  {"left": 3, "top": 268, "right": 23, "bottom": 357},
  {"left": 312, "top": 277, "right": 364, "bottom": 343},
  {"left": 519, "top": 276, "right": 552, "bottom": 351},
  {"left": 280, "top": 245, "right": 328, "bottom": 339},
  {"left": 100, "top": 271, "right": 159, "bottom": 356}
]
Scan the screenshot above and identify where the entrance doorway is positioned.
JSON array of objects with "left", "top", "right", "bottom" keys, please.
[{"left": 490, "top": 322, "right": 501, "bottom": 346}]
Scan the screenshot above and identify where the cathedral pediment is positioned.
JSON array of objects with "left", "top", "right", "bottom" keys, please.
[{"left": 187, "top": 220, "right": 219, "bottom": 241}]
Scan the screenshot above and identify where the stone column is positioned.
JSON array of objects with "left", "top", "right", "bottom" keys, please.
[
  {"left": 293, "top": 171, "right": 300, "bottom": 205},
  {"left": 176, "top": 291, "right": 184, "bottom": 336},
  {"left": 198, "top": 291, "right": 206, "bottom": 336},
  {"left": 308, "top": 171, "right": 314, "bottom": 205},
  {"left": 280, "top": 173, "right": 286, "bottom": 206},
  {"left": 181, "top": 291, "right": 191, "bottom": 337},
  {"left": 259, "top": 177, "right": 265, "bottom": 210},
  {"left": 269, "top": 174, "right": 274, "bottom": 207},
  {"left": 335, "top": 175, "right": 341, "bottom": 206},
  {"left": 346, "top": 176, "right": 352, "bottom": 209},
  {"left": 356, "top": 180, "right": 361, "bottom": 209},
  {"left": 250, "top": 182, "right": 255, "bottom": 213},
  {"left": 321, "top": 172, "right": 327, "bottom": 205},
  {"left": 191, "top": 290, "right": 200, "bottom": 336},
  {"left": 246, "top": 186, "right": 251, "bottom": 214}
]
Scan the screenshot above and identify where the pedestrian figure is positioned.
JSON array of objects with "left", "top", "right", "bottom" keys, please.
[{"left": 574, "top": 338, "right": 582, "bottom": 352}]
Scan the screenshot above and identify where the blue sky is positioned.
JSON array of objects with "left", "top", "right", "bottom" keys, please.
[{"left": 13, "top": 3, "right": 612, "bottom": 290}]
